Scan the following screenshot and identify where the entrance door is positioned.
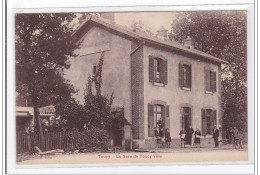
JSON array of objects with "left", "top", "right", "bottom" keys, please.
[
  {"left": 111, "top": 118, "right": 122, "bottom": 147},
  {"left": 182, "top": 107, "right": 191, "bottom": 132},
  {"left": 184, "top": 114, "right": 191, "bottom": 132}
]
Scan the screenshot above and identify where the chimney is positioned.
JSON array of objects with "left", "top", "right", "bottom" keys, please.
[
  {"left": 99, "top": 13, "right": 115, "bottom": 23},
  {"left": 156, "top": 26, "right": 168, "bottom": 40},
  {"left": 132, "top": 23, "right": 143, "bottom": 32},
  {"left": 183, "top": 36, "right": 195, "bottom": 49}
]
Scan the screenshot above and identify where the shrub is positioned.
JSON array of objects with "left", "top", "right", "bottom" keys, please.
[{"left": 67, "top": 128, "right": 110, "bottom": 150}]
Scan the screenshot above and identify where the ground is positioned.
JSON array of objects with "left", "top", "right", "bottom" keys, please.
[{"left": 17, "top": 144, "right": 248, "bottom": 165}]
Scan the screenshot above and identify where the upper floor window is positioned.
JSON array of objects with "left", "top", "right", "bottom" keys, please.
[
  {"left": 205, "top": 69, "right": 217, "bottom": 93},
  {"left": 149, "top": 56, "right": 167, "bottom": 85},
  {"left": 93, "top": 65, "right": 97, "bottom": 75},
  {"left": 179, "top": 63, "right": 192, "bottom": 89}
]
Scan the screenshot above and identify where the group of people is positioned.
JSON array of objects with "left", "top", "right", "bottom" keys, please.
[
  {"left": 153, "top": 121, "right": 244, "bottom": 149},
  {"left": 154, "top": 118, "right": 222, "bottom": 148},
  {"left": 154, "top": 119, "right": 171, "bottom": 148},
  {"left": 179, "top": 125, "right": 220, "bottom": 148},
  {"left": 226, "top": 126, "right": 244, "bottom": 149}
]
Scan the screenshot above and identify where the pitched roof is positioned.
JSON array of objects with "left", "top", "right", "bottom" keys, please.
[{"left": 73, "top": 15, "right": 227, "bottom": 64}]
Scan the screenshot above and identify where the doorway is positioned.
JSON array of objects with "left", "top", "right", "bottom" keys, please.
[
  {"left": 181, "top": 107, "right": 192, "bottom": 132},
  {"left": 111, "top": 118, "right": 123, "bottom": 147}
]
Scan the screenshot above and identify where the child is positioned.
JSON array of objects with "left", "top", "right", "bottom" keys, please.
[
  {"left": 154, "top": 127, "right": 161, "bottom": 145},
  {"left": 165, "top": 128, "right": 171, "bottom": 148},
  {"left": 159, "top": 128, "right": 165, "bottom": 148},
  {"left": 179, "top": 128, "right": 186, "bottom": 148}
]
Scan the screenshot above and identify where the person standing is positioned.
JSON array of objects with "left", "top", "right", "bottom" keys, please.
[
  {"left": 233, "top": 127, "right": 239, "bottom": 149},
  {"left": 213, "top": 125, "right": 219, "bottom": 148},
  {"left": 154, "top": 127, "right": 161, "bottom": 144},
  {"left": 179, "top": 128, "right": 186, "bottom": 148},
  {"left": 159, "top": 127, "right": 165, "bottom": 148},
  {"left": 230, "top": 127, "right": 234, "bottom": 144},
  {"left": 185, "top": 125, "right": 194, "bottom": 147},
  {"left": 194, "top": 128, "right": 202, "bottom": 148},
  {"left": 165, "top": 128, "right": 171, "bottom": 148}
]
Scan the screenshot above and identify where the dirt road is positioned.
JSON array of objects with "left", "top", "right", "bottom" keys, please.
[{"left": 18, "top": 149, "right": 247, "bottom": 165}]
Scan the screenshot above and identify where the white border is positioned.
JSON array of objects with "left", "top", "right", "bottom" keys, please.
[{"left": 5, "top": 0, "right": 255, "bottom": 174}]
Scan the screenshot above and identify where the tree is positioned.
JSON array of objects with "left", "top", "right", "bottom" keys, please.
[
  {"left": 83, "top": 53, "right": 115, "bottom": 132},
  {"left": 170, "top": 11, "right": 247, "bottom": 133},
  {"left": 54, "top": 97, "right": 85, "bottom": 130},
  {"left": 130, "top": 20, "right": 155, "bottom": 36},
  {"left": 15, "top": 13, "right": 78, "bottom": 150}
]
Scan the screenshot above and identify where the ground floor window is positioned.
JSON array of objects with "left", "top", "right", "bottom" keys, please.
[
  {"left": 206, "top": 109, "right": 212, "bottom": 134},
  {"left": 154, "top": 104, "right": 163, "bottom": 130},
  {"left": 148, "top": 103, "right": 170, "bottom": 137},
  {"left": 202, "top": 109, "right": 217, "bottom": 136},
  {"left": 181, "top": 107, "right": 192, "bottom": 133}
]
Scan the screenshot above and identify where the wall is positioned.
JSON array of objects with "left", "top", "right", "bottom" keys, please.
[
  {"left": 131, "top": 43, "right": 144, "bottom": 139},
  {"left": 143, "top": 45, "right": 220, "bottom": 139},
  {"left": 65, "top": 26, "right": 132, "bottom": 124}
]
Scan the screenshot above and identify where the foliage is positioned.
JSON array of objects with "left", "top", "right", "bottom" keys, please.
[
  {"left": 130, "top": 19, "right": 155, "bottom": 35},
  {"left": 15, "top": 13, "right": 79, "bottom": 149},
  {"left": 170, "top": 11, "right": 247, "bottom": 132},
  {"left": 15, "top": 13, "right": 78, "bottom": 108},
  {"left": 67, "top": 128, "right": 110, "bottom": 150},
  {"left": 82, "top": 53, "right": 115, "bottom": 132},
  {"left": 52, "top": 98, "right": 84, "bottom": 130}
]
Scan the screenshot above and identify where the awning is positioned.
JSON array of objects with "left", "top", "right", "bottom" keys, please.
[{"left": 16, "top": 111, "right": 33, "bottom": 118}]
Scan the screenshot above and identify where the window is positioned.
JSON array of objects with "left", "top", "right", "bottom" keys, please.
[
  {"left": 93, "top": 65, "right": 97, "bottom": 74},
  {"left": 154, "top": 58, "right": 163, "bottom": 83},
  {"left": 201, "top": 109, "right": 217, "bottom": 136},
  {"left": 148, "top": 103, "right": 170, "bottom": 137},
  {"left": 179, "top": 63, "right": 192, "bottom": 89},
  {"left": 149, "top": 56, "right": 167, "bottom": 85},
  {"left": 206, "top": 109, "right": 212, "bottom": 135},
  {"left": 205, "top": 69, "right": 216, "bottom": 93},
  {"left": 181, "top": 107, "right": 192, "bottom": 132},
  {"left": 154, "top": 105, "right": 162, "bottom": 130}
]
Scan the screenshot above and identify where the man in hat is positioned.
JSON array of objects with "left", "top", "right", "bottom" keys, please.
[{"left": 213, "top": 125, "right": 219, "bottom": 148}]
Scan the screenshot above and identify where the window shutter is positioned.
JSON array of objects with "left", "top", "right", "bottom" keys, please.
[
  {"left": 189, "top": 65, "right": 192, "bottom": 88},
  {"left": 205, "top": 69, "right": 210, "bottom": 92},
  {"left": 213, "top": 72, "right": 217, "bottom": 92},
  {"left": 180, "top": 107, "right": 184, "bottom": 129},
  {"left": 149, "top": 56, "right": 154, "bottom": 83},
  {"left": 179, "top": 63, "right": 183, "bottom": 88},
  {"left": 165, "top": 105, "right": 170, "bottom": 131},
  {"left": 210, "top": 71, "right": 214, "bottom": 92},
  {"left": 213, "top": 110, "right": 217, "bottom": 126},
  {"left": 166, "top": 105, "right": 169, "bottom": 118},
  {"left": 160, "top": 59, "right": 164, "bottom": 84},
  {"left": 201, "top": 109, "right": 207, "bottom": 136},
  {"left": 164, "top": 60, "right": 168, "bottom": 85},
  {"left": 148, "top": 104, "right": 154, "bottom": 137},
  {"left": 161, "top": 105, "right": 165, "bottom": 124},
  {"left": 210, "top": 110, "right": 214, "bottom": 135}
]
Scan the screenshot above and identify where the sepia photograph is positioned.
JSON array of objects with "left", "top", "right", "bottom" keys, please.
[{"left": 15, "top": 10, "right": 248, "bottom": 165}]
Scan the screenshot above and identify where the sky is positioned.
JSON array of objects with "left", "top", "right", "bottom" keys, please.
[
  {"left": 114, "top": 12, "right": 177, "bottom": 33},
  {"left": 71, "top": 12, "right": 178, "bottom": 34}
]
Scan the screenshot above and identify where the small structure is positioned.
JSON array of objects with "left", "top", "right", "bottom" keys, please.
[
  {"left": 16, "top": 106, "right": 34, "bottom": 132},
  {"left": 16, "top": 105, "right": 55, "bottom": 132}
]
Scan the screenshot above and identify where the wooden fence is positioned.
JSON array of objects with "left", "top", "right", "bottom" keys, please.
[{"left": 16, "top": 131, "right": 73, "bottom": 154}]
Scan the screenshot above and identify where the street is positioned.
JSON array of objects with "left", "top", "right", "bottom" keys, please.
[{"left": 18, "top": 148, "right": 247, "bottom": 165}]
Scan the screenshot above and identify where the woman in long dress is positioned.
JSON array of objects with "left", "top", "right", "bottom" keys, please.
[{"left": 194, "top": 128, "right": 202, "bottom": 148}]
